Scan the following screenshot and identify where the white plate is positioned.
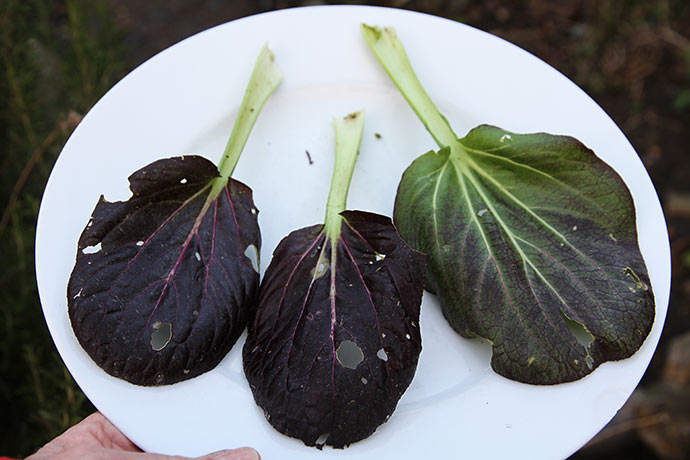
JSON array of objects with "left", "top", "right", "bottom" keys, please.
[{"left": 36, "top": 5, "right": 670, "bottom": 459}]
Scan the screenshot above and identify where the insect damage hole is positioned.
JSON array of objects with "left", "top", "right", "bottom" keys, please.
[
  {"left": 244, "top": 244, "right": 259, "bottom": 273},
  {"left": 311, "top": 254, "right": 328, "bottom": 279},
  {"left": 150, "top": 322, "right": 172, "bottom": 351},
  {"left": 315, "top": 433, "right": 330, "bottom": 448},
  {"left": 82, "top": 242, "right": 102, "bottom": 254},
  {"left": 377, "top": 348, "right": 388, "bottom": 361},
  {"left": 336, "top": 340, "right": 364, "bottom": 369},
  {"left": 560, "top": 310, "right": 594, "bottom": 348}
]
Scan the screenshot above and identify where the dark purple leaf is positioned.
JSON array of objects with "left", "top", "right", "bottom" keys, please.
[
  {"left": 243, "top": 210, "right": 425, "bottom": 448},
  {"left": 68, "top": 155, "right": 260, "bottom": 386}
]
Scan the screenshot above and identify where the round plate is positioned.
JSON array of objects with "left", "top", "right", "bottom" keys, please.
[{"left": 36, "top": 5, "right": 670, "bottom": 459}]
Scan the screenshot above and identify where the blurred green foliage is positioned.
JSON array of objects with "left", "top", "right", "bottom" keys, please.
[{"left": 0, "top": 0, "right": 125, "bottom": 456}]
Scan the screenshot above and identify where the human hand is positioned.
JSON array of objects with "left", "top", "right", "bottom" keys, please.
[{"left": 26, "top": 412, "right": 260, "bottom": 460}]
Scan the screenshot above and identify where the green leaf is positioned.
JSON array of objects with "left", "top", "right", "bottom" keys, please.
[{"left": 364, "top": 24, "right": 655, "bottom": 384}]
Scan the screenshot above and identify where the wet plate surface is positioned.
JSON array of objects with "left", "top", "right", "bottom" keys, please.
[{"left": 36, "top": 5, "right": 670, "bottom": 459}]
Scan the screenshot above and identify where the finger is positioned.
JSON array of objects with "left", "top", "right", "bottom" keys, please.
[
  {"left": 78, "top": 412, "right": 142, "bottom": 451},
  {"left": 197, "top": 448, "right": 261, "bottom": 460},
  {"left": 71, "top": 446, "right": 261, "bottom": 460}
]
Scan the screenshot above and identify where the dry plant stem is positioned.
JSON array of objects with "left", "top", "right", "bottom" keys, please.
[{"left": 0, "top": 112, "right": 83, "bottom": 236}]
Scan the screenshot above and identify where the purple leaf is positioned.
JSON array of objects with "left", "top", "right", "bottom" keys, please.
[
  {"left": 68, "top": 155, "right": 260, "bottom": 385},
  {"left": 243, "top": 211, "right": 424, "bottom": 448}
]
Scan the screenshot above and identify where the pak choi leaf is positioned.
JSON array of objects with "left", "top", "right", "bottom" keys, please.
[
  {"left": 67, "top": 44, "right": 281, "bottom": 386},
  {"left": 362, "top": 24, "right": 655, "bottom": 384},
  {"left": 242, "top": 111, "right": 425, "bottom": 448}
]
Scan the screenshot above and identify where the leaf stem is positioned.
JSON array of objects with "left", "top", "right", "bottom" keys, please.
[
  {"left": 361, "top": 24, "right": 458, "bottom": 150},
  {"left": 217, "top": 43, "right": 282, "bottom": 180},
  {"left": 324, "top": 110, "right": 366, "bottom": 240}
]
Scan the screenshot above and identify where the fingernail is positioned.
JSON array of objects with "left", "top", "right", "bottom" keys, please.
[{"left": 208, "top": 447, "right": 260, "bottom": 460}]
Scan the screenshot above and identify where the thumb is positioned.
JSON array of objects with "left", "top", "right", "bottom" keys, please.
[{"left": 198, "top": 447, "right": 260, "bottom": 460}]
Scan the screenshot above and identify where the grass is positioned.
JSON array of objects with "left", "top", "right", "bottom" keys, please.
[{"left": 0, "top": 0, "right": 125, "bottom": 455}]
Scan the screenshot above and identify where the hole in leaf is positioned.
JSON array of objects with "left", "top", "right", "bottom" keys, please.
[
  {"left": 560, "top": 310, "right": 594, "bottom": 348},
  {"left": 375, "top": 252, "right": 386, "bottom": 261},
  {"left": 336, "top": 340, "right": 364, "bottom": 369},
  {"left": 136, "top": 240, "right": 144, "bottom": 247},
  {"left": 244, "top": 244, "right": 259, "bottom": 273},
  {"left": 377, "top": 348, "right": 388, "bottom": 361},
  {"left": 311, "top": 255, "right": 328, "bottom": 279},
  {"left": 180, "top": 178, "right": 188, "bottom": 184},
  {"left": 82, "top": 242, "right": 102, "bottom": 254},
  {"left": 150, "top": 322, "right": 172, "bottom": 351},
  {"left": 315, "top": 433, "right": 330, "bottom": 448},
  {"left": 361, "top": 377, "right": 368, "bottom": 384},
  {"left": 624, "top": 266, "right": 648, "bottom": 291}
]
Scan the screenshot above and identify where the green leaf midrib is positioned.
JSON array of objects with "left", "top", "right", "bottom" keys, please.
[
  {"left": 462, "top": 144, "right": 608, "bottom": 217},
  {"left": 449, "top": 154, "right": 573, "bottom": 362},
  {"left": 446, "top": 144, "right": 616, "bottom": 336}
]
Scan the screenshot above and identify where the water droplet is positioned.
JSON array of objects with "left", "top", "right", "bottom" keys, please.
[{"left": 377, "top": 348, "right": 388, "bottom": 361}]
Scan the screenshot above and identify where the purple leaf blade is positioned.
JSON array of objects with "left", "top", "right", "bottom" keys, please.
[
  {"left": 243, "top": 211, "right": 425, "bottom": 448},
  {"left": 68, "top": 155, "right": 260, "bottom": 386}
]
